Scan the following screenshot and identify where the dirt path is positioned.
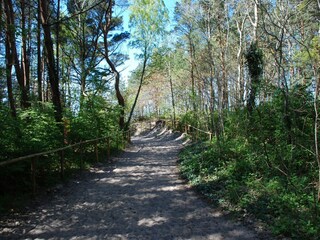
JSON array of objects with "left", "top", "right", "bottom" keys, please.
[{"left": 1, "top": 128, "right": 264, "bottom": 240}]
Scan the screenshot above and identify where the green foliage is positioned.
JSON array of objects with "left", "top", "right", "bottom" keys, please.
[
  {"left": 0, "top": 96, "right": 127, "bottom": 213},
  {"left": 70, "top": 95, "right": 120, "bottom": 141},
  {"left": 179, "top": 111, "right": 198, "bottom": 127},
  {"left": 179, "top": 110, "right": 209, "bottom": 130},
  {"left": 0, "top": 104, "right": 61, "bottom": 161},
  {"left": 245, "top": 42, "right": 263, "bottom": 80},
  {"left": 129, "top": 0, "right": 169, "bottom": 54},
  {"left": 0, "top": 108, "right": 19, "bottom": 161},
  {"left": 19, "top": 104, "right": 62, "bottom": 154},
  {"left": 179, "top": 88, "right": 320, "bottom": 239}
]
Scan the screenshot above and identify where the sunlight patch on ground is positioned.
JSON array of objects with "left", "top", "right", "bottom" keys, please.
[
  {"left": 157, "top": 128, "right": 168, "bottom": 136},
  {"left": 74, "top": 202, "right": 97, "bottom": 210},
  {"left": 183, "top": 138, "right": 192, "bottom": 145},
  {"left": 138, "top": 184, "right": 185, "bottom": 193},
  {"left": 113, "top": 167, "right": 140, "bottom": 173},
  {"left": 158, "top": 185, "right": 185, "bottom": 191},
  {"left": 89, "top": 168, "right": 105, "bottom": 173},
  {"left": 101, "top": 178, "right": 122, "bottom": 183},
  {"left": 132, "top": 193, "right": 158, "bottom": 200},
  {"left": 202, "top": 233, "right": 223, "bottom": 239},
  {"left": 174, "top": 133, "right": 187, "bottom": 141},
  {"left": 138, "top": 215, "right": 167, "bottom": 227}
]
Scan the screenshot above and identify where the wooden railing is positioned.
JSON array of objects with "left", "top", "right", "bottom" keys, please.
[
  {"left": 0, "top": 130, "right": 131, "bottom": 196},
  {"left": 160, "top": 119, "right": 213, "bottom": 142},
  {"left": 184, "top": 124, "right": 213, "bottom": 141}
]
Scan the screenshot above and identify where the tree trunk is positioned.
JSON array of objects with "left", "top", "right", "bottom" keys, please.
[
  {"left": 209, "top": 66, "right": 219, "bottom": 140},
  {"left": 246, "top": 0, "right": 259, "bottom": 114},
  {"left": 39, "top": 0, "right": 62, "bottom": 123},
  {"left": 37, "top": 0, "right": 42, "bottom": 102},
  {"left": 168, "top": 60, "right": 176, "bottom": 128},
  {"left": 188, "top": 37, "right": 196, "bottom": 112},
  {"left": 126, "top": 47, "right": 148, "bottom": 130},
  {"left": 5, "top": 34, "right": 16, "bottom": 117},
  {"left": 103, "top": 1, "right": 125, "bottom": 130},
  {"left": 56, "top": 0, "right": 60, "bottom": 81},
  {"left": 313, "top": 66, "right": 320, "bottom": 202},
  {"left": 236, "top": 16, "right": 246, "bottom": 107},
  {"left": 4, "top": 0, "right": 30, "bottom": 108},
  {"left": 21, "top": 0, "right": 30, "bottom": 104},
  {"left": 80, "top": 15, "right": 86, "bottom": 102}
]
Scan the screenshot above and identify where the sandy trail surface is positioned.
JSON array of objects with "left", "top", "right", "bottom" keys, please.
[{"left": 1, "top": 128, "right": 263, "bottom": 240}]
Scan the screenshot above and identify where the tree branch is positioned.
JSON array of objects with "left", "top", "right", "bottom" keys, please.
[{"left": 47, "top": 0, "right": 109, "bottom": 26}]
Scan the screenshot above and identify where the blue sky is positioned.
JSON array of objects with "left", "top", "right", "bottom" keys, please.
[{"left": 119, "top": 0, "right": 178, "bottom": 82}]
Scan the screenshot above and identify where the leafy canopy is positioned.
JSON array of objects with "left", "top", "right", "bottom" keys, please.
[{"left": 129, "top": 0, "right": 169, "bottom": 54}]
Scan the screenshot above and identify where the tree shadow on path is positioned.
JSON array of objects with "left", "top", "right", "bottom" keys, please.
[{"left": 1, "top": 128, "right": 266, "bottom": 240}]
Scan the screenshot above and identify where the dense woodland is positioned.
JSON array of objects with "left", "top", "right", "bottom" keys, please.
[
  {"left": 0, "top": 0, "right": 320, "bottom": 239},
  {"left": 0, "top": 0, "right": 132, "bottom": 213}
]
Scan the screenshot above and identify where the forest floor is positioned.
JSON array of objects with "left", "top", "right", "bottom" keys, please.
[{"left": 0, "top": 126, "right": 272, "bottom": 240}]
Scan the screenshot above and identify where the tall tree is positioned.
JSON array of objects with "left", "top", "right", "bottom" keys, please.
[
  {"left": 39, "top": 0, "right": 63, "bottom": 123},
  {"left": 65, "top": 0, "right": 105, "bottom": 105},
  {"left": 102, "top": 0, "right": 129, "bottom": 130},
  {"left": 20, "top": 0, "right": 31, "bottom": 104},
  {"left": 4, "top": 0, "right": 30, "bottom": 108},
  {"left": 126, "top": 0, "right": 169, "bottom": 128},
  {"left": 5, "top": 33, "right": 16, "bottom": 117},
  {"left": 37, "top": 0, "right": 43, "bottom": 102},
  {"left": 174, "top": 0, "right": 198, "bottom": 112}
]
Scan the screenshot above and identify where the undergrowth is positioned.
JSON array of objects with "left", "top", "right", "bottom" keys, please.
[{"left": 179, "top": 140, "right": 320, "bottom": 240}]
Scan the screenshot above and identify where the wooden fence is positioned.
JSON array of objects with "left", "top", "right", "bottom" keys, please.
[
  {"left": 0, "top": 121, "right": 211, "bottom": 198},
  {"left": 163, "top": 119, "right": 213, "bottom": 142},
  {"left": 0, "top": 130, "right": 131, "bottom": 196},
  {"left": 184, "top": 124, "right": 213, "bottom": 142}
]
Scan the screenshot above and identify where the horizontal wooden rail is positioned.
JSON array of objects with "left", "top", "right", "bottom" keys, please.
[
  {"left": 185, "top": 124, "right": 212, "bottom": 141},
  {"left": 0, "top": 136, "right": 108, "bottom": 167},
  {"left": 158, "top": 118, "right": 212, "bottom": 141},
  {"left": 187, "top": 125, "right": 211, "bottom": 135},
  {"left": 0, "top": 130, "right": 131, "bottom": 196},
  {"left": 0, "top": 129, "right": 131, "bottom": 168}
]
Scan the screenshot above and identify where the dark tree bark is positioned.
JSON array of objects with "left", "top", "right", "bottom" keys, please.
[
  {"left": 169, "top": 66, "right": 176, "bottom": 128},
  {"left": 4, "top": 0, "right": 30, "bottom": 108},
  {"left": 126, "top": 47, "right": 148, "bottom": 130},
  {"left": 39, "top": 0, "right": 63, "bottom": 123},
  {"left": 103, "top": 0, "right": 125, "bottom": 130},
  {"left": 37, "top": 0, "right": 43, "bottom": 102},
  {"left": 188, "top": 37, "right": 196, "bottom": 112},
  {"left": 5, "top": 34, "right": 16, "bottom": 118},
  {"left": 56, "top": 0, "right": 60, "bottom": 81},
  {"left": 20, "top": 0, "right": 30, "bottom": 101},
  {"left": 246, "top": 42, "right": 263, "bottom": 114},
  {"left": 1, "top": 0, "right": 15, "bottom": 116}
]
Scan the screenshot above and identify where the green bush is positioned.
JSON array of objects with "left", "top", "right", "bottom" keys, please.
[
  {"left": 19, "top": 104, "right": 62, "bottom": 154},
  {"left": 0, "top": 108, "right": 19, "bottom": 161},
  {"left": 179, "top": 90, "right": 320, "bottom": 239},
  {"left": 69, "top": 95, "right": 121, "bottom": 142}
]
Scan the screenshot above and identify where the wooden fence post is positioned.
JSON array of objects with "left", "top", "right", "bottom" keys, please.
[
  {"left": 60, "top": 150, "right": 65, "bottom": 180},
  {"left": 80, "top": 142, "right": 84, "bottom": 170},
  {"left": 31, "top": 157, "right": 37, "bottom": 197},
  {"left": 127, "top": 130, "right": 131, "bottom": 143},
  {"left": 107, "top": 138, "right": 110, "bottom": 161},
  {"left": 122, "top": 132, "right": 125, "bottom": 147},
  {"left": 95, "top": 140, "right": 99, "bottom": 162}
]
